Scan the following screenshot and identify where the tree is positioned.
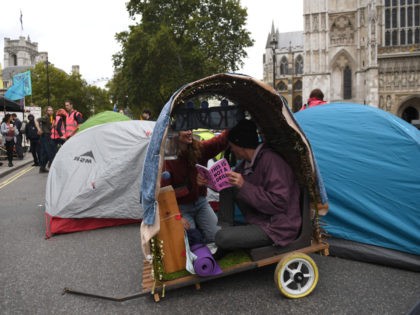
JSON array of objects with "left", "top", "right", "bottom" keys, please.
[
  {"left": 30, "top": 62, "right": 111, "bottom": 118},
  {"left": 111, "top": 0, "right": 253, "bottom": 116}
]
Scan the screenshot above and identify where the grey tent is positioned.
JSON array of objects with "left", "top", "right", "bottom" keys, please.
[{"left": 45, "top": 120, "right": 155, "bottom": 237}]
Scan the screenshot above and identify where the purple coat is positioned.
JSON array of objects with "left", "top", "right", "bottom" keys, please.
[{"left": 236, "top": 145, "right": 301, "bottom": 247}]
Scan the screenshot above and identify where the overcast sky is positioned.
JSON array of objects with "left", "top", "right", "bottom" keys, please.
[{"left": 0, "top": 0, "right": 303, "bottom": 84}]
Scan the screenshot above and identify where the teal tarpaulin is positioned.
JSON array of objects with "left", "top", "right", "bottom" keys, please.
[{"left": 296, "top": 103, "right": 420, "bottom": 256}]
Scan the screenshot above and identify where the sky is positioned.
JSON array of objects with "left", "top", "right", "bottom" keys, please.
[{"left": 0, "top": 0, "right": 303, "bottom": 85}]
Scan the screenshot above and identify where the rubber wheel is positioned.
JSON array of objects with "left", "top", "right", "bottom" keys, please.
[{"left": 274, "top": 252, "right": 319, "bottom": 298}]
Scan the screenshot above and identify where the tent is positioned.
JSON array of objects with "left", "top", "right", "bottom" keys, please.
[
  {"left": 295, "top": 103, "right": 420, "bottom": 271},
  {"left": 45, "top": 120, "right": 155, "bottom": 237},
  {"left": 78, "top": 110, "right": 130, "bottom": 132},
  {"left": 0, "top": 95, "right": 23, "bottom": 112}
]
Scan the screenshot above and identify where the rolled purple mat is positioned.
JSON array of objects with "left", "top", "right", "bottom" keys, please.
[{"left": 190, "top": 244, "right": 223, "bottom": 277}]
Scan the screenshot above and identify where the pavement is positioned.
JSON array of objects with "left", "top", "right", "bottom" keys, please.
[{"left": 0, "top": 152, "right": 34, "bottom": 178}]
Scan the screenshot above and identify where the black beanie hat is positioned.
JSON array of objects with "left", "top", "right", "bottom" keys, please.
[{"left": 228, "top": 119, "right": 259, "bottom": 149}]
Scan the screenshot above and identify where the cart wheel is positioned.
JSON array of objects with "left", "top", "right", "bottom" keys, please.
[{"left": 274, "top": 252, "right": 319, "bottom": 299}]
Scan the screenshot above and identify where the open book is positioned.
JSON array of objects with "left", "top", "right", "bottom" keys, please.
[{"left": 196, "top": 158, "right": 232, "bottom": 192}]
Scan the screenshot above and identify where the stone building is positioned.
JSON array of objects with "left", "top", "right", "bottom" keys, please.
[
  {"left": 263, "top": 0, "right": 420, "bottom": 125},
  {"left": 2, "top": 36, "right": 48, "bottom": 89},
  {"left": 263, "top": 24, "right": 304, "bottom": 112}
]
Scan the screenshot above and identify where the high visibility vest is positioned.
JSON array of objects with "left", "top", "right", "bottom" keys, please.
[
  {"left": 65, "top": 111, "right": 80, "bottom": 138},
  {"left": 51, "top": 116, "right": 65, "bottom": 139}
]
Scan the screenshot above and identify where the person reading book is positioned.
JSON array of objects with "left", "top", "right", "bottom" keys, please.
[
  {"left": 195, "top": 158, "right": 232, "bottom": 192},
  {"left": 214, "top": 119, "right": 302, "bottom": 252},
  {"left": 161, "top": 129, "right": 229, "bottom": 245}
]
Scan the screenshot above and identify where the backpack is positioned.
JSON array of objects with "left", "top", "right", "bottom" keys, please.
[{"left": 26, "top": 123, "right": 39, "bottom": 140}]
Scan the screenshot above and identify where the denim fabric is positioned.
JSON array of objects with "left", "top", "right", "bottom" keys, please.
[
  {"left": 39, "top": 134, "right": 55, "bottom": 168},
  {"left": 140, "top": 100, "right": 172, "bottom": 225},
  {"left": 178, "top": 196, "right": 220, "bottom": 243}
]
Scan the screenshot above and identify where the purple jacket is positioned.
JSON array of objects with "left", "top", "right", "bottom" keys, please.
[{"left": 236, "top": 144, "right": 301, "bottom": 247}]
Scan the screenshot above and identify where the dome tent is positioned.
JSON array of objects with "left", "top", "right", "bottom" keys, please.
[
  {"left": 295, "top": 103, "right": 420, "bottom": 271},
  {"left": 45, "top": 120, "right": 155, "bottom": 237}
]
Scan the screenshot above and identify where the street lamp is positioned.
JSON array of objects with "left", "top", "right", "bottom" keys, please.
[
  {"left": 46, "top": 56, "right": 50, "bottom": 107},
  {"left": 270, "top": 34, "right": 278, "bottom": 89}
]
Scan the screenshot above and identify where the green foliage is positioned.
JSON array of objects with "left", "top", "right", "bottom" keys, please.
[
  {"left": 29, "top": 62, "right": 111, "bottom": 118},
  {"left": 111, "top": 0, "right": 253, "bottom": 116}
]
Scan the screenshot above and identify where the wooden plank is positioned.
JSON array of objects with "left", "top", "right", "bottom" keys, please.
[{"left": 256, "top": 241, "right": 329, "bottom": 267}]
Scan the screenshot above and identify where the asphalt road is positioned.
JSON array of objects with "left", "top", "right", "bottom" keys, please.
[{"left": 1, "top": 166, "right": 419, "bottom": 314}]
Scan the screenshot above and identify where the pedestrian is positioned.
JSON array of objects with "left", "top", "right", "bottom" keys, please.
[
  {"left": 214, "top": 119, "right": 301, "bottom": 254},
  {"left": 141, "top": 109, "right": 152, "bottom": 120},
  {"left": 11, "top": 113, "right": 24, "bottom": 159},
  {"left": 64, "top": 100, "right": 83, "bottom": 139},
  {"left": 1, "top": 113, "right": 19, "bottom": 167},
  {"left": 51, "top": 108, "right": 67, "bottom": 151},
  {"left": 300, "top": 88, "right": 327, "bottom": 111},
  {"left": 25, "top": 114, "right": 41, "bottom": 166},
  {"left": 36, "top": 106, "right": 55, "bottom": 173}
]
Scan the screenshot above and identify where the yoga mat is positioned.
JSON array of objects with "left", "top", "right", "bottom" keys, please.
[{"left": 191, "top": 244, "right": 223, "bottom": 277}]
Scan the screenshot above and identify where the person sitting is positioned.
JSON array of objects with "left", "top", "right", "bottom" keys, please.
[
  {"left": 300, "top": 88, "right": 327, "bottom": 111},
  {"left": 161, "top": 129, "right": 228, "bottom": 245},
  {"left": 214, "top": 119, "right": 302, "bottom": 251}
]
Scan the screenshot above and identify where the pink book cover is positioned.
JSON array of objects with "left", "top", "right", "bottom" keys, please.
[{"left": 195, "top": 158, "right": 232, "bottom": 192}]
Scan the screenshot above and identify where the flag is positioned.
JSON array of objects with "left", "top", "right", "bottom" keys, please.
[
  {"left": 20, "top": 10, "right": 23, "bottom": 31},
  {"left": 13, "top": 71, "right": 32, "bottom": 96},
  {"left": 4, "top": 80, "right": 25, "bottom": 101},
  {"left": 4, "top": 71, "right": 32, "bottom": 101}
]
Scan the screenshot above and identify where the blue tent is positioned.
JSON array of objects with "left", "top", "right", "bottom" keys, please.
[{"left": 295, "top": 103, "right": 420, "bottom": 270}]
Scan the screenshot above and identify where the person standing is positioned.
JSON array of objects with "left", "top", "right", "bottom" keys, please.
[
  {"left": 1, "top": 114, "right": 19, "bottom": 167},
  {"left": 50, "top": 108, "right": 67, "bottom": 152},
  {"left": 64, "top": 100, "right": 83, "bottom": 139},
  {"left": 300, "top": 88, "right": 327, "bottom": 111},
  {"left": 36, "top": 106, "right": 55, "bottom": 173},
  {"left": 11, "top": 113, "right": 24, "bottom": 159},
  {"left": 25, "top": 114, "right": 41, "bottom": 166}
]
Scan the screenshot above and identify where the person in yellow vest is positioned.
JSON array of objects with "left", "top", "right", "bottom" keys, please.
[{"left": 64, "top": 100, "right": 84, "bottom": 139}]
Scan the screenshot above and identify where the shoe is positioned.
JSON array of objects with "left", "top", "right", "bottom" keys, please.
[
  {"left": 32, "top": 163, "right": 40, "bottom": 166},
  {"left": 212, "top": 248, "right": 230, "bottom": 260},
  {"left": 8, "top": 162, "right": 13, "bottom": 167},
  {"left": 206, "top": 242, "right": 218, "bottom": 255},
  {"left": 39, "top": 167, "right": 49, "bottom": 173},
  {"left": 0, "top": 162, "right": 3, "bottom": 166}
]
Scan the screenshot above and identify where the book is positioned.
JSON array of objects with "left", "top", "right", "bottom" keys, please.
[{"left": 195, "top": 158, "right": 232, "bottom": 192}]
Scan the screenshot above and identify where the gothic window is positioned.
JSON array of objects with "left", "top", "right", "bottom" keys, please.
[
  {"left": 12, "top": 54, "right": 17, "bottom": 66},
  {"left": 277, "top": 81, "right": 287, "bottom": 91},
  {"left": 392, "top": 30, "right": 398, "bottom": 44},
  {"left": 408, "top": 6, "right": 413, "bottom": 26},
  {"left": 385, "top": 31, "right": 391, "bottom": 45},
  {"left": 293, "top": 80, "right": 302, "bottom": 90},
  {"left": 280, "top": 57, "right": 288, "bottom": 75},
  {"left": 385, "top": 9, "right": 391, "bottom": 28},
  {"left": 401, "top": 7, "right": 406, "bottom": 26},
  {"left": 295, "top": 55, "right": 304, "bottom": 74},
  {"left": 393, "top": 8, "right": 398, "bottom": 27},
  {"left": 293, "top": 95, "right": 303, "bottom": 113},
  {"left": 401, "top": 29, "right": 407, "bottom": 44},
  {"left": 385, "top": 0, "right": 420, "bottom": 45},
  {"left": 415, "top": 28, "right": 420, "bottom": 42},
  {"left": 343, "top": 66, "right": 352, "bottom": 100}
]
